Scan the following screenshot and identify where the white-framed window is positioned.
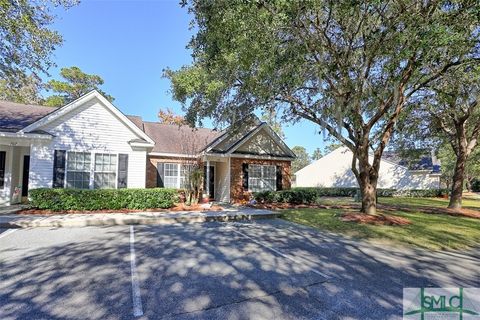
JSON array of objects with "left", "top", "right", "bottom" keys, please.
[
  {"left": 164, "top": 163, "right": 179, "bottom": 188},
  {"left": 94, "top": 153, "right": 117, "bottom": 189},
  {"left": 163, "top": 163, "right": 195, "bottom": 189},
  {"left": 66, "top": 152, "right": 91, "bottom": 189},
  {"left": 249, "top": 164, "right": 276, "bottom": 192}
]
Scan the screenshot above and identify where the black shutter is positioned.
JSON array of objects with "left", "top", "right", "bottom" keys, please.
[
  {"left": 276, "top": 165, "right": 283, "bottom": 191},
  {"left": 0, "top": 151, "right": 5, "bottom": 189},
  {"left": 117, "top": 154, "right": 128, "bottom": 188},
  {"left": 242, "top": 163, "right": 249, "bottom": 190},
  {"left": 156, "top": 162, "right": 164, "bottom": 187},
  {"left": 53, "top": 150, "right": 66, "bottom": 188}
]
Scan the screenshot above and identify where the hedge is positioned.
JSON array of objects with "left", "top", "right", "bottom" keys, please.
[
  {"left": 29, "top": 188, "right": 179, "bottom": 211},
  {"left": 254, "top": 187, "right": 449, "bottom": 204}
]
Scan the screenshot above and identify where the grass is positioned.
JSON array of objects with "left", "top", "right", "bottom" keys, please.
[{"left": 281, "top": 196, "right": 480, "bottom": 250}]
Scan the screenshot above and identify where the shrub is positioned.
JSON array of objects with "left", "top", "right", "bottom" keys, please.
[
  {"left": 29, "top": 188, "right": 179, "bottom": 211},
  {"left": 254, "top": 187, "right": 449, "bottom": 204},
  {"left": 471, "top": 179, "right": 480, "bottom": 192}
]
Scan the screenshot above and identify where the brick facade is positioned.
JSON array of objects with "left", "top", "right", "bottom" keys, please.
[
  {"left": 147, "top": 155, "right": 292, "bottom": 203},
  {"left": 230, "top": 158, "right": 291, "bottom": 202},
  {"left": 146, "top": 155, "right": 195, "bottom": 188}
]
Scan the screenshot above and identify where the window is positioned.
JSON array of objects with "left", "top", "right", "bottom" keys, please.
[
  {"left": 164, "top": 163, "right": 179, "bottom": 188},
  {"left": 66, "top": 152, "right": 91, "bottom": 189},
  {"left": 0, "top": 151, "right": 5, "bottom": 190},
  {"left": 163, "top": 163, "right": 194, "bottom": 189},
  {"left": 94, "top": 153, "right": 117, "bottom": 189},
  {"left": 249, "top": 164, "right": 276, "bottom": 192}
]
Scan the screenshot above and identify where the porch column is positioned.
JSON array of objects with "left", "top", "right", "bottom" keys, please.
[{"left": 206, "top": 160, "right": 210, "bottom": 199}]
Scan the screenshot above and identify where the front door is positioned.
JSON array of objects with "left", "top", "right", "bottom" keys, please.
[
  {"left": 203, "top": 165, "right": 215, "bottom": 200},
  {"left": 22, "top": 155, "right": 30, "bottom": 197}
]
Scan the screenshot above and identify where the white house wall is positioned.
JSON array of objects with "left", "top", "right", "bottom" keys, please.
[
  {"left": 295, "top": 147, "right": 441, "bottom": 190},
  {"left": 215, "top": 160, "right": 230, "bottom": 202},
  {"left": 29, "top": 97, "right": 147, "bottom": 189}
]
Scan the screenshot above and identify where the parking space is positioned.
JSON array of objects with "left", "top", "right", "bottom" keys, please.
[{"left": 1, "top": 220, "right": 479, "bottom": 319}]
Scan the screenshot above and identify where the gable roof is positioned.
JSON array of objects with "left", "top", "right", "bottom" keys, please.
[
  {"left": 0, "top": 94, "right": 294, "bottom": 159},
  {"left": 19, "top": 90, "right": 155, "bottom": 145},
  {"left": 142, "top": 121, "right": 223, "bottom": 154},
  {"left": 383, "top": 150, "right": 440, "bottom": 172},
  {"left": 0, "top": 100, "right": 57, "bottom": 132}
]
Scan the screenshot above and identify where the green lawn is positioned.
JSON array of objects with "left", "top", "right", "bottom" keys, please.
[{"left": 281, "top": 196, "right": 480, "bottom": 250}]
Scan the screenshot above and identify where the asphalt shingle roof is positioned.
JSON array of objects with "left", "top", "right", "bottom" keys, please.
[{"left": 0, "top": 100, "right": 57, "bottom": 132}]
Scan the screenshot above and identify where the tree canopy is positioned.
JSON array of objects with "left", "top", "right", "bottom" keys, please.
[
  {"left": 0, "top": 74, "right": 43, "bottom": 104},
  {"left": 311, "top": 148, "right": 323, "bottom": 161},
  {"left": 291, "top": 146, "right": 311, "bottom": 173},
  {"left": 158, "top": 108, "right": 187, "bottom": 125},
  {"left": 44, "top": 66, "right": 114, "bottom": 107},
  {"left": 0, "top": 0, "right": 78, "bottom": 87},
  {"left": 166, "top": 0, "right": 480, "bottom": 214}
]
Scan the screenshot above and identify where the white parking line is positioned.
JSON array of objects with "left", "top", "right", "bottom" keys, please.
[
  {"left": 130, "top": 226, "right": 144, "bottom": 317},
  {"left": 0, "top": 229, "right": 18, "bottom": 240},
  {"left": 228, "top": 226, "right": 330, "bottom": 279}
]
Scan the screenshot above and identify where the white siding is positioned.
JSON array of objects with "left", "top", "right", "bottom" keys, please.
[
  {"left": 235, "top": 129, "right": 286, "bottom": 156},
  {"left": 295, "top": 147, "right": 441, "bottom": 190},
  {"left": 29, "top": 97, "right": 148, "bottom": 190},
  {"left": 215, "top": 160, "right": 230, "bottom": 202}
]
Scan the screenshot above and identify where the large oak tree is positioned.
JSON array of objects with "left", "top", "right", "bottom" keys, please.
[
  {"left": 418, "top": 64, "right": 480, "bottom": 209},
  {"left": 1, "top": 0, "right": 78, "bottom": 87},
  {"left": 166, "top": 0, "right": 479, "bottom": 214}
]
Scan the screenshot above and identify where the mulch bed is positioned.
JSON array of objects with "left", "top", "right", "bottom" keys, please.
[
  {"left": 376, "top": 204, "right": 480, "bottom": 219},
  {"left": 17, "top": 203, "right": 224, "bottom": 215},
  {"left": 251, "top": 200, "right": 480, "bottom": 223},
  {"left": 340, "top": 213, "right": 411, "bottom": 225}
]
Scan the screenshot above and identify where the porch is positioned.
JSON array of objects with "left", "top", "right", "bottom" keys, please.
[
  {"left": 202, "top": 155, "right": 231, "bottom": 203},
  {"left": 0, "top": 142, "right": 31, "bottom": 206}
]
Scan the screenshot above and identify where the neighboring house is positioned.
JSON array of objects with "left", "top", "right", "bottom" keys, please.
[
  {"left": 295, "top": 147, "right": 442, "bottom": 189},
  {"left": 0, "top": 91, "right": 295, "bottom": 206}
]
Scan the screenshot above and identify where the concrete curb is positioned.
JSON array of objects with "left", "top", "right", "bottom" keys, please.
[{"left": 0, "top": 212, "right": 281, "bottom": 228}]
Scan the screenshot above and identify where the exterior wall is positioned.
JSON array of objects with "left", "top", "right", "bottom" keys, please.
[
  {"left": 235, "top": 129, "right": 286, "bottom": 155},
  {"left": 230, "top": 157, "right": 291, "bottom": 202},
  {"left": 29, "top": 98, "right": 148, "bottom": 190},
  {"left": 215, "top": 160, "right": 230, "bottom": 202},
  {"left": 146, "top": 155, "right": 193, "bottom": 188},
  {"left": 295, "top": 147, "right": 441, "bottom": 189}
]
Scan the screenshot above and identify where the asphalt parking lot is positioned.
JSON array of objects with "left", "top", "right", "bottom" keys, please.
[{"left": 1, "top": 219, "right": 479, "bottom": 320}]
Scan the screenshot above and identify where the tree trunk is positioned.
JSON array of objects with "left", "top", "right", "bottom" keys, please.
[
  {"left": 353, "top": 148, "right": 379, "bottom": 215},
  {"left": 359, "top": 178, "right": 377, "bottom": 215},
  {"left": 448, "top": 152, "right": 466, "bottom": 209}
]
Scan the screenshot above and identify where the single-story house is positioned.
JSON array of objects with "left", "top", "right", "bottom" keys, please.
[
  {"left": 0, "top": 90, "right": 295, "bottom": 206},
  {"left": 295, "top": 147, "right": 442, "bottom": 189}
]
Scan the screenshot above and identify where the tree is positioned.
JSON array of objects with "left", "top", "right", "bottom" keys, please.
[
  {"left": 0, "top": 74, "right": 43, "bottom": 104},
  {"left": 291, "top": 146, "right": 310, "bottom": 173},
  {"left": 158, "top": 108, "right": 187, "bottom": 125},
  {"left": 420, "top": 65, "right": 480, "bottom": 208},
  {"left": 165, "top": 1, "right": 479, "bottom": 214},
  {"left": 323, "top": 142, "right": 343, "bottom": 155},
  {"left": 0, "top": 0, "right": 78, "bottom": 86},
  {"left": 311, "top": 148, "right": 323, "bottom": 161},
  {"left": 261, "top": 109, "right": 285, "bottom": 139},
  {"left": 44, "top": 66, "right": 114, "bottom": 107}
]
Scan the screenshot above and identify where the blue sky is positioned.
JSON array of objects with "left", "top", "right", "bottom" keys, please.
[{"left": 48, "top": 0, "right": 329, "bottom": 154}]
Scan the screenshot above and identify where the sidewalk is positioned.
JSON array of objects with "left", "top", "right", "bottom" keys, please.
[{"left": 0, "top": 207, "right": 280, "bottom": 228}]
